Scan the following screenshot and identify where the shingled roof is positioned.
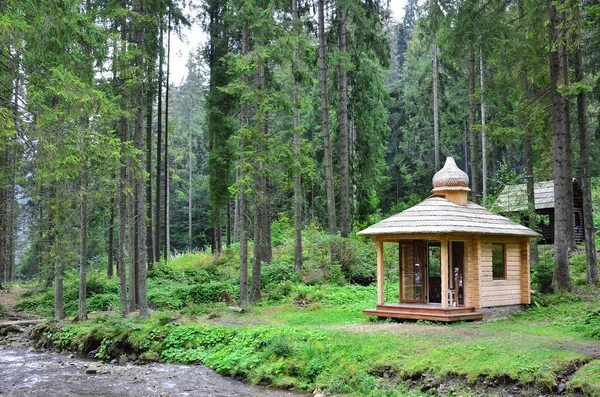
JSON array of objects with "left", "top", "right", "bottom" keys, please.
[
  {"left": 493, "top": 180, "right": 554, "bottom": 212},
  {"left": 358, "top": 157, "right": 540, "bottom": 238},
  {"left": 357, "top": 196, "right": 540, "bottom": 237}
]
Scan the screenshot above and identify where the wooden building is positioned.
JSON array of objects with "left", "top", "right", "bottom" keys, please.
[
  {"left": 494, "top": 180, "right": 584, "bottom": 243},
  {"left": 358, "top": 157, "right": 540, "bottom": 322}
]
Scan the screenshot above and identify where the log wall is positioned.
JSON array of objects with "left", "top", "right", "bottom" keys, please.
[{"left": 479, "top": 236, "right": 527, "bottom": 307}]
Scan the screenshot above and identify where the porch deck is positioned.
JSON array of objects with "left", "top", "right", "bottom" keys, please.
[{"left": 363, "top": 303, "right": 483, "bottom": 322}]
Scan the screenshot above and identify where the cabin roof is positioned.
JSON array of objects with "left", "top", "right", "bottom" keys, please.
[
  {"left": 494, "top": 179, "right": 582, "bottom": 212},
  {"left": 357, "top": 196, "right": 540, "bottom": 237},
  {"left": 493, "top": 180, "right": 554, "bottom": 212}
]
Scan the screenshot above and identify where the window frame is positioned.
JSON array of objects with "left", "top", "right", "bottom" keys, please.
[{"left": 491, "top": 243, "right": 506, "bottom": 280}]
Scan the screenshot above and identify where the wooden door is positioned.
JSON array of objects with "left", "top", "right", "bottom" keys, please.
[{"left": 399, "top": 241, "right": 425, "bottom": 303}]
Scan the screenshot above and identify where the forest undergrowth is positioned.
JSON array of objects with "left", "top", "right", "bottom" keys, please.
[{"left": 6, "top": 226, "right": 600, "bottom": 397}]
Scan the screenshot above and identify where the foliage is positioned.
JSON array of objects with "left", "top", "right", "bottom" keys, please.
[
  {"left": 20, "top": 241, "right": 600, "bottom": 396},
  {"left": 32, "top": 293, "right": 600, "bottom": 396},
  {"left": 532, "top": 250, "right": 555, "bottom": 294},
  {"left": 570, "top": 360, "right": 600, "bottom": 396}
]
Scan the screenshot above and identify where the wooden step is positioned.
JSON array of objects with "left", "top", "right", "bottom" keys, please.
[
  {"left": 363, "top": 308, "right": 483, "bottom": 322},
  {"left": 375, "top": 304, "right": 475, "bottom": 315}
]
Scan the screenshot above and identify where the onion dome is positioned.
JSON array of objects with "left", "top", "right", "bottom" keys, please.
[{"left": 432, "top": 157, "right": 470, "bottom": 193}]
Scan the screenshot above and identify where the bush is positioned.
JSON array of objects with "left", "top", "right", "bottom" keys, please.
[
  {"left": 186, "top": 282, "right": 238, "bottom": 304},
  {"left": 532, "top": 251, "right": 554, "bottom": 293},
  {"left": 531, "top": 292, "right": 582, "bottom": 308},
  {"left": 148, "top": 281, "right": 239, "bottom": 311},
  {"left": 261, "top": 261, "right": 298, "bottom": 289},
  {"left": 0, "top": 304, "right": 7, "bottom": 317},
  {"left": 335, "top": 238, "right": 375, "bottom": 286},
  {"left": 87, "top": 293, "right": 120, "bottom": 312}
]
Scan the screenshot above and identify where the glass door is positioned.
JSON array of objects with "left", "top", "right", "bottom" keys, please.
[
  {"left": 427, "top": 242, "right": 441, "bottom": 303},
  {"left": 399, "top": 241, "right": 425, "bottom": 303}
]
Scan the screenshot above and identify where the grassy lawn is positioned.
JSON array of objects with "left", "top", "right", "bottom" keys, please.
[
  {"left": 12, "top": 247, "right": 600, "bottom": 396},
  {"left": 24, "top": 280, "right": 599, "bottom": 396}
]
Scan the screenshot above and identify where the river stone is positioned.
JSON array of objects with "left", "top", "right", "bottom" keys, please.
[
  {"left": 140, "top": 351, "right": 160, "bottom": 363},
  {"left": 118, "top": 356, "right": 129, "bottom": 365},
  {"left": 5, "top": 325, "right": 23, "bottom": 334},
  {"left": 558, "top": 382, "right": 566, "bottom": 394}
]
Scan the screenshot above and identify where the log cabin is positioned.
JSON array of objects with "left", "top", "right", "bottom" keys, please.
[
  {"left": 358, "top": 157, "right": 540, "bottom": 322},
  {"left": 493, "top": 179, "right": 584, "bottom": 244}
]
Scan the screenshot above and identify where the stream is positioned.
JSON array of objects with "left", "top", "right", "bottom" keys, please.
[
  {"left": 0, "top": 347, "right": 311, "bottom": 396},
  {"left": 0, "top": 345, "right": 310, "bottom": 397}
]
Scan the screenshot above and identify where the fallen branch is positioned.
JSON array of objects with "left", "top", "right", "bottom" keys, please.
[{"left": 0, "top": 319, "right": 45, "bottom": 328}]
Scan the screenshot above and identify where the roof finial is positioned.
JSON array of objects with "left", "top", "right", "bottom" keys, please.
[
  {"left": 431, "top": 157, "right": 470, "bottom": 205},
  {"left": 432, "top": 157, "right": 470, "bottom": 191}
]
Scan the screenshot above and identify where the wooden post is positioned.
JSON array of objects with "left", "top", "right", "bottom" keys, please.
[
  {"left": 376, "top": 239, "right": 384, "bottom": 305},
  {"left": 521, "top": 238, "right": 531, "bottom": 304},
  {"left": 441, "top": 239, "right": 448, "bottom": 309}
]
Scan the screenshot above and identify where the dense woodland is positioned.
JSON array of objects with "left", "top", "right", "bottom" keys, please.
[{"left": 0, "top": 0, "right": 599, "bottom": 320}]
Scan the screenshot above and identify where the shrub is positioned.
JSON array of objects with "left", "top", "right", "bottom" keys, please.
[
  {"left": 261, "top": 261, "right": 298, "bottom": 289},
  {"left": 335, "top": 239, "right": 375, "bottom": 286},
  {"left": 87, "top": 293, "right": 120, "bottom": 312},
  {"left": 532, "top": 250, "right": 554, "bottom": 293},
  {"left": 265, "top": 280, "right": 295, "bottom": 302},
  {"left": 186, "top": 282, "right": 238, "bottom": 304}
]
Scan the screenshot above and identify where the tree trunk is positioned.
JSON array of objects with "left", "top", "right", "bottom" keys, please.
[
  {"left": 432, "top": 37, "right": 440, "bottom": 171},
  {"left": 519, "top": 0, "right": 538, "bottom": 267},
  {"left": 251, "top": 60, "right": 271, "bottom": 302},
  {"left": 548, "top": 1, "right": 573, "bottom": 292},
  {"left": 164, "top": 10, "right": 171, "bottom": 261},
  {"left": 468, "top": 44, "right": 479, "bottom": 204},
  {"left": 8, "top": 57, "right": 19, "bottom": 282},
  {"left": 574, "top": 32, "right": 598, "bottom": 284},
  {"left": 135, "top": 0, "right": 148, "bottom": 318},
  {"left": 54, "top": 257, "right": 64, "bottom": 320},
  {"left": 226, "top": 200, "right": 231, "bottom": 248},
  {"left": 118, "top": 0, "right": 129, "bottom": 318},
  {"left": 166, "top": 158, "right": 171, "bottom": 257},
  {"left": 318, "top": 0, "right": 337, "bottom": 240},
  {"left": 128, "top": 142, "right": 138, "bottom": 313},
  {"left": 108, "top": 194, "right": 115, "bottom": 279},
  {"left": 292, "top": 0, "right": 303, "bottom": 273},
  {"left": 239, "top": 20, "right": 250, "bottom": 308},
  {"left": 145, "top": 76, "right": 154, "bottom": 268},
  {"left": 78, "top": 164, "right": 88, "bottom": 321},
  {"left": 51, "top": 190, "right": 64, "bottom": 320},
  {"left": 524, "top": 131, "right": 539, "bottom": 267},
  {"left": 0, "top": 150, "right": 6, "bottom": 285},
  {"left": 7, "top": 150, "right": 16, "bottom": 282},
  {"left": 155, "top": 21, "right": 163, "bottom": 263},
  {"left": 480, "top": 47, "right": 487, "bottom": 207},
  {"left": 239, "top": 189, "right": 249, "bottom": 307},
  {"left": 234, "top": 176, "right": 240, "bottom": 243},
  {"left": 339, "top": 4, "right": 350, "bottom": 238},
  {"left": 188, "top": 108, "right": 193, "bottom": 252}
]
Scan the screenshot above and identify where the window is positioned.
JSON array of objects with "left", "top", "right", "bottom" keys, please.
[{"left": 492, "top": 243, "right": 505, "bottom": 279}]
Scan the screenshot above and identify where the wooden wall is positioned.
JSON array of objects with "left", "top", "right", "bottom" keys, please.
[
  {"left": 464, "top": 238, "right": 480, "bottom": 308},
  {"left": 478, "top": 236, "right": 528, "bottom": 307}
]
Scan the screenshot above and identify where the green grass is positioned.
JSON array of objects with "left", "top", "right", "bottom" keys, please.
[
  {"left": 16, "top": 234, "right": 600, "bottom": 396},
  {"left": 33, "top": 307, "right": 592, "bottom": 396},
  {"left": 571, "top": 360, "right": 600, "bottom": 396}
]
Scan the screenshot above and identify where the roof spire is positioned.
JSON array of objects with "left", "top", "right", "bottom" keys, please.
[{"left": 432, "top": 157, "right": 470, "bottom": 205}]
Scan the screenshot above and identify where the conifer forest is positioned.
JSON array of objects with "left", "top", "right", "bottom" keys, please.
[{"left": 1, "top": 0, "right": 599, "bottom": 320}]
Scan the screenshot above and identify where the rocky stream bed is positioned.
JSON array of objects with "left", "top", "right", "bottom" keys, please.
[{"left": 0, "top": 323, "right": 310, "bottom": 397}]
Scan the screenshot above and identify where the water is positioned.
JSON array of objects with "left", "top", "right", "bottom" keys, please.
[{"left": 0, "top": 348, "right": 310, "bottom": 397}]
